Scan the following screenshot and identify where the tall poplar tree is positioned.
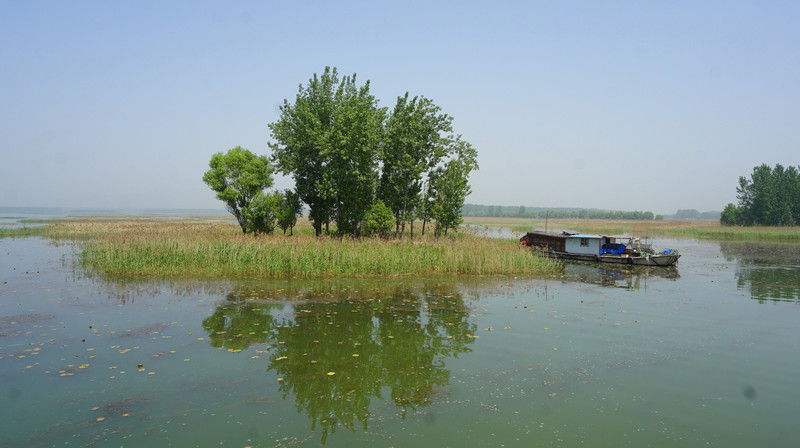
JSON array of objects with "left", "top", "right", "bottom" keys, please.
[
  {"left": 427, "top": 137, "right": 479, "bottom": 236},
  {"left": 269, "top": 68, "right": 339, "bottom": 236},
  {"left": 323, "top": 73, "right": 385, "bottom": 236},
  {"left": 269, "top": 67, "right": 384, "bottom": 236},
  {"left": 379, "top": 93, "right": 453, "bottom": 237}
]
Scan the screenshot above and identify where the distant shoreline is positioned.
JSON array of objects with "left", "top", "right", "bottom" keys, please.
[{"left": 0, "top": 206, "right": 229, "bottom": 216}]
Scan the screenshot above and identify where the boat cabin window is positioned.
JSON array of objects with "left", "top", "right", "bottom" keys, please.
[{"left": 580, "top": 238, "right": 589, "bottom": 247}]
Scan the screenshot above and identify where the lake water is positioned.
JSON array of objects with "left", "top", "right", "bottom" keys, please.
[{"left": 1, "top": 232, "right": 799, "bottom": 447}]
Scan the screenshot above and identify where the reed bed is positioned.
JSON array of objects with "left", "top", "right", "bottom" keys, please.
[
  {"left": 659, "top": 225, "right": 800, "bottom": 241},
  {"left": 27, "top": 218, "right": 559, "bottom": 278}
]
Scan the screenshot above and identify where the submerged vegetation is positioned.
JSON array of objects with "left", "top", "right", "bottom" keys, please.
[{"left": 16, "top": 218, "right": 559, "bottom": 278}]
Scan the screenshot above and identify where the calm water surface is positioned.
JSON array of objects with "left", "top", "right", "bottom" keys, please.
[{"left": 1, "top": 234, "right": 799, "bottom": 447}]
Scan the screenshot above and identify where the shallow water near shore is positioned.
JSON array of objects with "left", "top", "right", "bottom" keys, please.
[{"left": 1, "top": 234, "right": 799, "bottom": 447}]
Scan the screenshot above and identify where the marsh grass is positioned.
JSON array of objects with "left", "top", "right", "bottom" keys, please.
[
  {"left": 0, "top": 226, "right": 51, "bottom": 237},
  {"left": 25, "top": 218, "right": 559, "bottom": 278}
]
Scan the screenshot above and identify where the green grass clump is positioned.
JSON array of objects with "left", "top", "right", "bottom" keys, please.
[
  {"left": 83, "top": 235, "right": 559, "bottom": 278},
  {"left": 661, "top": 226, "right": 800, "bottom": 241},
  {"left": 0, "top": 226, "right": 52, "bottom": 237}
]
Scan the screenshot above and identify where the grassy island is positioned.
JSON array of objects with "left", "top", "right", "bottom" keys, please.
[{"left": 5, "top": 218, "right": 559, "bottom": 278}]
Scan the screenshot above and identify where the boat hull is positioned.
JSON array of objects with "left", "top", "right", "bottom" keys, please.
[{"left": 543, "top": 251, "right": 681, "bottom": 267}]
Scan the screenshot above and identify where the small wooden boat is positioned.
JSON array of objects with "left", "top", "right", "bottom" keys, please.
[{"left": 520, "top": 230, "right": 680, "bottom": 266}]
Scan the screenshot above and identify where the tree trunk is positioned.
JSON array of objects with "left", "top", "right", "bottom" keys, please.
[{"left": 399, "top": 200, "right": 408, "bottom": 239}]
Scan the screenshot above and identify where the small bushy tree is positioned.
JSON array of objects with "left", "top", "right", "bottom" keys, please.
[
  {"left": 246, "top": 192, "right": 282, "bottom": 235},
  {"left": 361, "top": 201, "right": 394, "bottom": 238},
  {"left": 277, "top": 189, "right": 303, "bottom": 235},
  {"left": 720, "top": 203, "right": 743, "bottom": 226},
  {"left": 203, "top": 146, "right": 274, "bottom": 234}
]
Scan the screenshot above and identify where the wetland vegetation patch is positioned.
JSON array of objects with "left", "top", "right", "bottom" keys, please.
[{"left": 23, "top": 218, "right": 561, "bottom": 278}]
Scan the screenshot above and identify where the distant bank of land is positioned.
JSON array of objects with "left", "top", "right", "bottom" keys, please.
[
  {"left": 462, "top": 204, "right": 721, "bottom": 221},
  {"left": 2, "top": 205, "right": 721, "bottom": 221},
  {"left": 462, "top": 216, "right": 800, "bottom": 241},
  {"left": 0, "top": 206, "right": 230, "bottom": 216}
]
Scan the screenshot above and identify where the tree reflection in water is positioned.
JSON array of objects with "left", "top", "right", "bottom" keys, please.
[
  {"left": 719, "top": 242, "right": 800, "bottom": 303},
  {"left": 202, "top": 280, "right": 477, "bottom": 442}
]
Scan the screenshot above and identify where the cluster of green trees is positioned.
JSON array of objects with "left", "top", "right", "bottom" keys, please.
[
  {"left": 721, "top": 163, "right": 800, "bottom": 226},
  {"left": 462, "top": 204, "right": 660, "bottom": 220},
  {"left": 204, "top": 67, "right": 478, "bottom": 238},
  {"left": 269, "top": 67, "right": 477, "bottom": 238}
]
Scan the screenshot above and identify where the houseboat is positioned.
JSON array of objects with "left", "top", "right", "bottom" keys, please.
[{"left": 520, "top": 230, "right": 680, "bottom": 266}]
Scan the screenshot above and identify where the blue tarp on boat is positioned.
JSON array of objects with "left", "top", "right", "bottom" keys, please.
[{"left": 600, "top": 243, "right": 626, "bottom": 255}]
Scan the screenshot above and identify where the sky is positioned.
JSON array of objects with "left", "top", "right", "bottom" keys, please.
[{"left": 1, "top": 1, "right": 798, "bottom": 215}]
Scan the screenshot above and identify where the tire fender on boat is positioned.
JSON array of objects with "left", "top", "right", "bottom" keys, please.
[{"left": 627, "top": 256, "right": 633, "bottom": 265}]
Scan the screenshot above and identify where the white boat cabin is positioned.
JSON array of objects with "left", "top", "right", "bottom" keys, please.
[
  {"left": 565, "top": 234, "right": 633, "bottom": 255},
  {"left": 565, "top": 235, "right": 604, "bottom": 255}
]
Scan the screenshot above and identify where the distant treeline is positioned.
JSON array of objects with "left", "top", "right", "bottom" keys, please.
[
  {"left": 722, "top": 163, "right": 800, "bottom": 226},
  {"left": 674, "top": 209, "right": 721, "bottom": 220},
  {"left": 462, "top": 204, "right": 658, "bottom": 220},
  {"left": 463, "top": 204, "right": 721, "bottom": 221}
]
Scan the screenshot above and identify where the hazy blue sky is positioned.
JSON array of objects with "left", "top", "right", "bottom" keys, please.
[{"left": 2, "top": 1, "right": 798, "bottom": 215}]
